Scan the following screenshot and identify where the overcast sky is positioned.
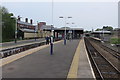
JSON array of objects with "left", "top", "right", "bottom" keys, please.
[{"left": 1, "top": 0, "right": 119, "bottom": 30}]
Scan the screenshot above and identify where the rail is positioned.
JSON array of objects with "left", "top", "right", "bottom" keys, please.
[{"left": 84, "top": 37, "right": 119, "bottom": 79}]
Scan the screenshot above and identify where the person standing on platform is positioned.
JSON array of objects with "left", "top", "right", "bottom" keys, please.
[{"left": 45, "top": 36, "right": 49, "bottom": 45}]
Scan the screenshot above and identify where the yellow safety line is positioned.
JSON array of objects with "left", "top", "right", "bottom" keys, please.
[
  {"left": 0, "top": 40, "right": 62, "bottom": 67},
  {"left": 67, "top": 40, "right": 81, "bottom": 78}
]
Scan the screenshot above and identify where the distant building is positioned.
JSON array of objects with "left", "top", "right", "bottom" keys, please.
[
  {"left": 40, "top": 25, "right": 54, "bottom": 30},
  {"left": 18, "top": 19, "right": 36, "bottom": 33},
  {"left": 91, "top": 31, "right": 111, "bottom": 41},
  {"left": 17, "top": 16, "right": 53, "bottom": 39},
  {"left": 38, "top": 22, "right": 46, "bottom": 30},
  {"left": 42, "top": 27, "right": 84, "bottom": 39},
  {"left": 16, "top": 17, "right": 84, "bottom": 39},
  {"left": 17, "top": 17, "right": 38, "bottom": 39},
  {"left": 37, "top": 22, "right": 52, "bottom": 37}
]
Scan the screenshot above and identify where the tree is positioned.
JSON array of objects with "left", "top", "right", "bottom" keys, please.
[
  {"left": 84, "top": 30, "right": 91, "bottom": 33},
  {"left": 1, "top": 6, "right": 15, "bottom": 42},
  {"left": 95, "top": 26, "right": 113, "bottom": 31},
  {"left": 103, "top": 26, "right": 113, "bottom": 31},
  {"left": 1, "top": 6, "right": 8, "bottom": 14},
  {"left": 95, "top": 28, "right": 103, "bottom": 31}
]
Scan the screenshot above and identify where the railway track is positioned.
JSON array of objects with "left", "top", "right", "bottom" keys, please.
[
  {"left": 0, "top": 38, "right": 61, "bottom": 59},
  {"left": 84, "top": 37, "right": 120, "bottom": 79},
  {"left": 0, "top": 41, "right": 46, "bottom": 58},
  {"left": 90, "top": 38, "right": 120, "bottom": 59},
  {"left": 100, "top": 44, "right": 120, "bottom": 59}
]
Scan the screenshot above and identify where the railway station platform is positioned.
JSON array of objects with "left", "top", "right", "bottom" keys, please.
[
  {"left": 1, "top": 38, "right": 95, "bottom": 79},
  {"left": 0, "top": 38, "right": 45, "bottom": 50},
  {"left": 77, "top": 39, "right": 95, "bottom": 78},
  {"left": 67, "top": 39, "right": 95, "bottom": 79}
]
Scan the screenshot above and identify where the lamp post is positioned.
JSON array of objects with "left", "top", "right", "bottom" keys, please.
[
  {"left": 50, "top": 0, "right": 54, "bottom": 55},
  {"left": 68, "top": 22, "right": 75, "bottom": 39},
  {"left": 11, "top": 16, "right": 18, "bottom": 43},
  {"left": 59, "top": 16, "right": 72, "bottom": 45}
]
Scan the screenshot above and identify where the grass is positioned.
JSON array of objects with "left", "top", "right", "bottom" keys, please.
[{"left": 110, "top": 38, "right": 120, "bottom": 44}]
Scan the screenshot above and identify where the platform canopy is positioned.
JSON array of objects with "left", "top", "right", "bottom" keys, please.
[
  {"left": 91, "top": 31, "right": 111, "bottom": 34},
  {"left": 42, "top": 26, "right": 83, "bottom": 31}
]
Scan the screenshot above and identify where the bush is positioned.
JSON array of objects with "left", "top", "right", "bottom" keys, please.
[{"left": 110, "top": 38, "right": 120, "bottom": 44}]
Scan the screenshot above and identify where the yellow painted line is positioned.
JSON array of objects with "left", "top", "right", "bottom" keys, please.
[
  {"left": 0, "top": 40, "right": 62, "bottom": 67},
  {"left": 67, "top": 40, "right": 81, "bottom": 78}
]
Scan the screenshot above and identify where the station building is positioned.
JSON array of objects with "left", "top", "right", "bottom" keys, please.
[
  {"left": 16, "top": 16, "right": 84, "bottom": 39},
  {"left": 42, "top": 27, "right": 84, "bottom": 39},
  {"left": 37, "top": 22, "right": 51, "bottom": 38},
  {"left": 17, "top": 17, "right": 37, "bottom": 39},
  {"left": 17, "top": 17, "right": 50, "bottom": 39}
]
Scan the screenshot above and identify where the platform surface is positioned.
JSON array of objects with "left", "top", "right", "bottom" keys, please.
[
  {"left": 2, "top": 39, "right": 95, "bottom": 79},
  {"left": 77, "top": 39, "right": 95, "bottom": 78},
  {"left": 2, "top": 40, "right": 79, "bottom": 78},
  {"left": 1, "top": 38, "right": 45, "bottom": 50}
]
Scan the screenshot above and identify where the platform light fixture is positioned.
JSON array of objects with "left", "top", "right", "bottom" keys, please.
[{"left": 59, "top": 16, "right": 72, "bottom": 45}]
